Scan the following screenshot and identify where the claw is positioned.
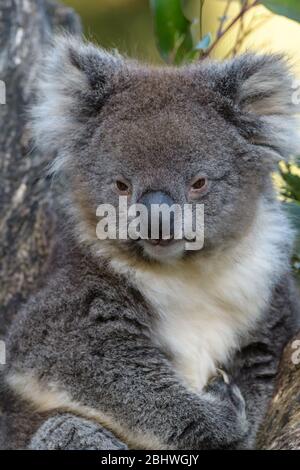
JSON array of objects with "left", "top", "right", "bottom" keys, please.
[{"left": 216, "top": 368, "right": 230, "bottom": 384}]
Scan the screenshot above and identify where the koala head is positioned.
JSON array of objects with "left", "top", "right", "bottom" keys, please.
[{"left": 31, "top": 36, "right": 300, "bottom": 264}]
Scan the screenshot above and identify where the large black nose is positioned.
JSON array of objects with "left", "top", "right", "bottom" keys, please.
[{"left": 138, "top": 191, "right": 175, "bottom": 244}]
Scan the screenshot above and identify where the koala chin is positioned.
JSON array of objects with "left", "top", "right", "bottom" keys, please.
[
  {"left": 2, "top": 35, "right": 300, "bottom": 450},
  {"left": 140, "top": 239, "right": 186, "bottom": 262}
]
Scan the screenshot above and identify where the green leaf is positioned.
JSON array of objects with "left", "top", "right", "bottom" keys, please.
[
  {"left": 174, "top": 29, "right": 194, "bottom": 64},
  {"left": 280, "top": 169, "right": 300, "bottom": 201},
  {"left": 150, "top": 0, "right": 194, "bottom": 63},
  {"left": 261, "top": 1, "right": 300, "bottom": 22}
]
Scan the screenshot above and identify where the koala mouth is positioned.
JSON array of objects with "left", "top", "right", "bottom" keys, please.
[
  {"left": 144, "top": 237, "right": 175, "bottom": 247},
  {"left": 140, "top": 238, "right": 186, "bottom": 262}
]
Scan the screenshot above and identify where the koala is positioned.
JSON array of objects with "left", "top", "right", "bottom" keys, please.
[{"left": 1, "top": 35, "right": 300, "bottom": 450}]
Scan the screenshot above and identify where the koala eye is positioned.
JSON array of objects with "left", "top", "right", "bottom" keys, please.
[
  {"left": 115, "top": 178, "right": 131, "bottom": 195},
  {"left": 189, "top": 176, "right": 208, "bottom": 198}
]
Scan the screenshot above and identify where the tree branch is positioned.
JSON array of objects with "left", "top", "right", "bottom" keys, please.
[{"left": 201, "top": 0, "right": 260, "bottom": 59}]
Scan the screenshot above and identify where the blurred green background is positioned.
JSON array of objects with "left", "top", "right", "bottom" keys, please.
[
  {"left": 64, "top": 0, "right": 160, "bottom": 63},
  {"left": 63, "top": 1, "right": 300, "bottom": 69}
]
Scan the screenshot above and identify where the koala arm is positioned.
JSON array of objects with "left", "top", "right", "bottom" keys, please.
[
  {"left": 29, "top": 413, "right": 128, "bottom": 450},
  {"left": 32, "top": 327, "right": 247, "bottom": 450},
  {"left": 6, "top": 274, "right": 248, "bottom": 450},
  {"left": 68, "top": 327, "right": 249, "bottom": 449}
]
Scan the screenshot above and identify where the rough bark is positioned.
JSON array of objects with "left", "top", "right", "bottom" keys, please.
[
  {"left": 0, "top": 0, "right": 299, "bottom": 451},
  {"left": 0, "top": 0, "right": 81, "bottom": 339},
  {"left": 258, "top": 333, "right": 300, "bottom": 450}
]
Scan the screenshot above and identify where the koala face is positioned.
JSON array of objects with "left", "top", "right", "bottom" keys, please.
[
  {"left": 32, "top": 37, "right": 300, "bottom": 263},
  {"left": 80, "top": 90, "right": 261, "bottom": 261}
]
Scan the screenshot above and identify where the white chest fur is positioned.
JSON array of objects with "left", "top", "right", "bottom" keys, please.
[
  {"left": 111, "top": 203, "right": 290, "bottom": 392},
  {"left": 136, "top": 268, "right": 251, "bottom": 391}
]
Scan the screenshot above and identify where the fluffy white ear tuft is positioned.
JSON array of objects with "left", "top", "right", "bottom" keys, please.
[
  {"left": 206, "top": 54, "right": 300, "bottom": 159},
  {"left": 30, "top": 35, "right": 123, "bottom": 173}
]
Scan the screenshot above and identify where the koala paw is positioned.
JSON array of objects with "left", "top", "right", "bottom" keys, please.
[
  {"left": 29, "top": 413, "right": 128, "bottom": 450},
  {"left": 203, "top": 371, "right": 248, "bottom": 448}
]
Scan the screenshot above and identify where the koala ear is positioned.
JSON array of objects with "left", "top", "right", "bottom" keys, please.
[
  {"left": 206, "top": 54, "right": 300, "bottom": 160},
  {"left": 31, "top": 35, "right": 123, "bottom": 167}
]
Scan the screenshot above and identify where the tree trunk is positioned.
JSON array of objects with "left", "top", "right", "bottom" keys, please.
[
  {"left": 0, "top": 0, "right": 81, "bottom": 340},
  {"left": 257, "top": 333, "right": 300, "bottom": 450},
  {"left": 0, "top": 0, "right": 299, "bottom": 451}
]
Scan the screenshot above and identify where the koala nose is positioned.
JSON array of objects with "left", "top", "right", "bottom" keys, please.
[{"left": 138, "top": 191, "right": 175, "bottom": 244}]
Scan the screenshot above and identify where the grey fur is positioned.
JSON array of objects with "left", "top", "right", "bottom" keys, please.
[
  {"left": 1, "top": 36, "right": 300, "bottom": 450},
  {"left": 29, "top": 414, "right": 127, "bottom": 450}
]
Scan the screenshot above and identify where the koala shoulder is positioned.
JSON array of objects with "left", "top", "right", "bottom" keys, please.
[{"left": 6, "top": 247, "right": 147, "bottom": 358}]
